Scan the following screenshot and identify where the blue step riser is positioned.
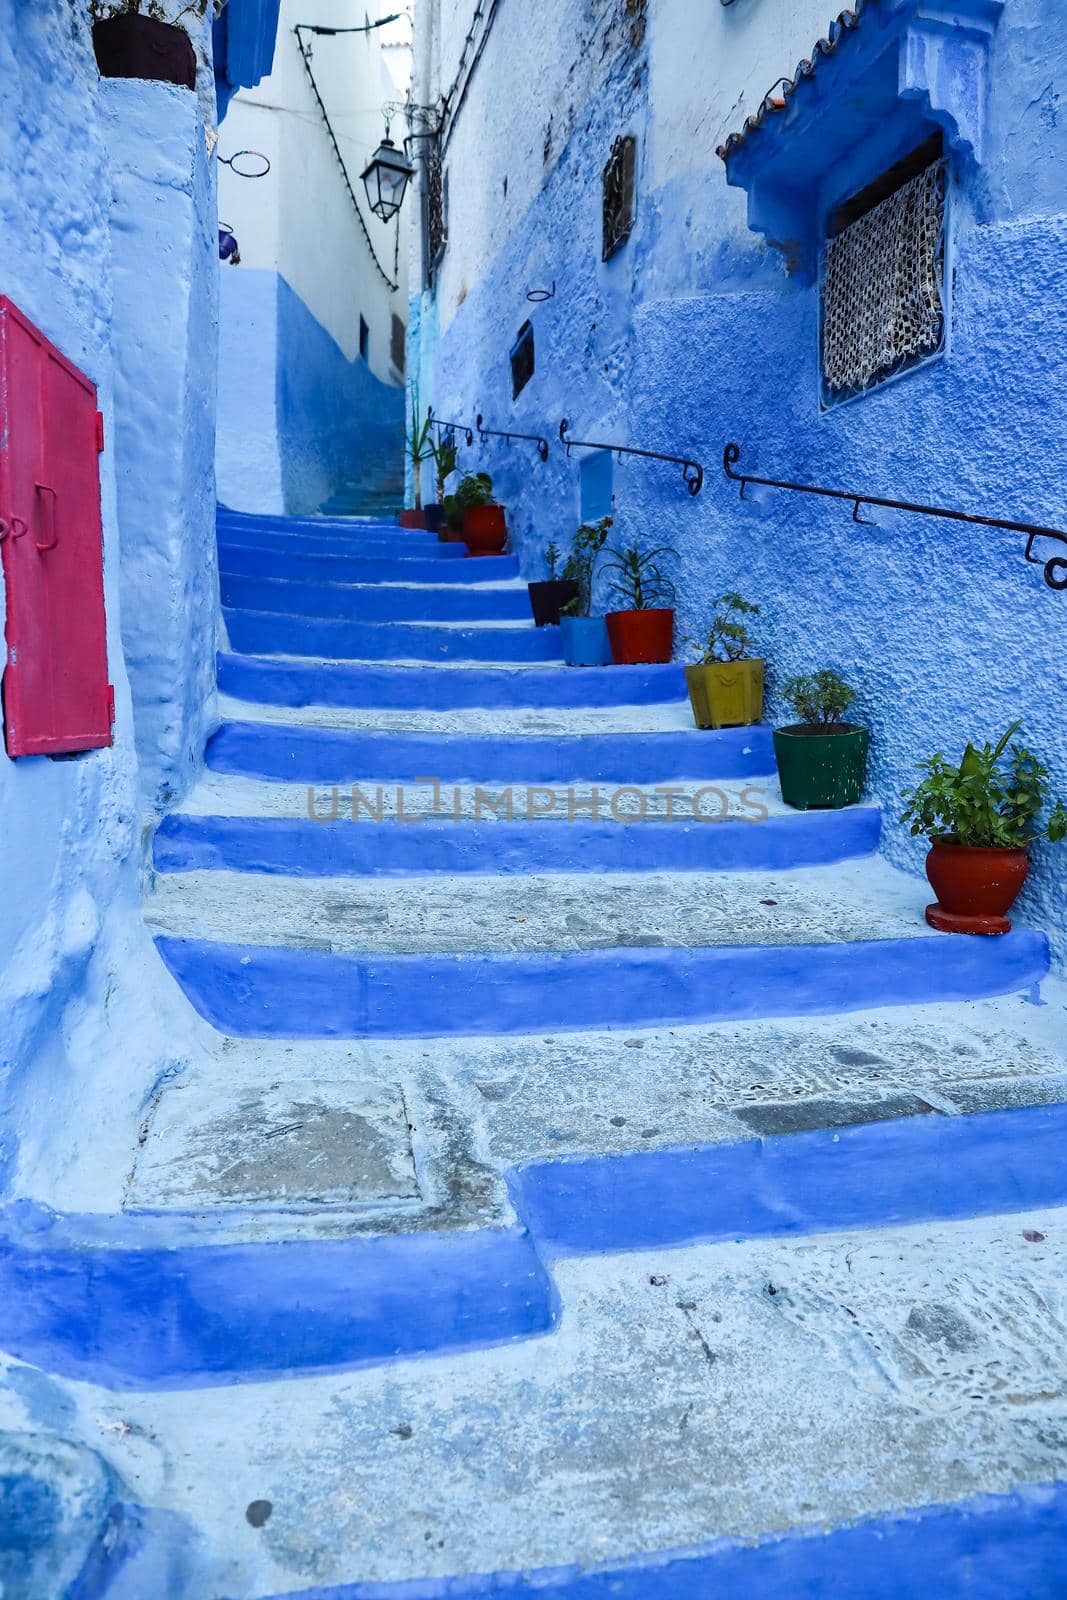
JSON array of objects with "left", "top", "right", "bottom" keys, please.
[
  {"left": 153, "top": 810, "right": 882, "bottom": 877},
  {"left": 219, "top": 520, "right": 447, "bottom": 552},
  {"left": 259, "top": 1483, "right": 1067, "bottom": 1600},
  {"left": 156, "top": 931, "right": 1048, "bottom": 1040},
  {"left": 219, "top": 574, "right": 530, "bottom": 624},
  {"left": 219, "top": 548, "right": 520, "bottom": 585},
  {"left": 218, "top": 512, "right": 411, "bottom": 534},
  {"left": 224, "top": 610, "right": 563, "bottom": 662},
  {"left": 206, "top": 723, "right": 776, "bottom": 783},
  {"left": 219, "top": 531, "right": 466, "bottom": 560},
  {"left": 218, "top": 653, "right": 689, "bottom": 710},
  {"left": 0, "top": 1100, "right": 1062, "bottom": 1390}
]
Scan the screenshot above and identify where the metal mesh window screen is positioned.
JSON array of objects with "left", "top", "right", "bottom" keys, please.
[
  {"left": 602, "top": 135, "right": 636, "bottom": 261},
  {"left": 424, "top": 145, "right": 447, "bottom": 277},
  {"left": 822, "top": 157, "right": 947, "bottom": 403},
  {"left": 391, "top": 314, "right": 406, "bottom": 374}
]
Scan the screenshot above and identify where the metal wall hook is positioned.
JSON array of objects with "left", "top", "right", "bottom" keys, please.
[
  {"left": 560, "top": 420, "right": 703, "bottom": 495},
  {"left": 475, "top": 414, "right": 550, "bottom": 461},
  {"left": 724, "top": 442, "right": 1067, "bottom": 594},
  {"left": 427, "top": 406, "right": 474, "bottom": 447},
  {"left": 526, "top": 282, "right": 556, "bottom": 303}
]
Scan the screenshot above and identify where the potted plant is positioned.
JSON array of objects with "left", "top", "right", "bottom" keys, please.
[
  {"left": 560, "top": 517, "right": 613, "bottom": 665},
  {"left": 527, "top": 542, "right": 579, "bottom": 627},
  {"left": 90, "top": 0, "right": 219, "bottom": 89},
  {"left": 426, "top": 435, "right": 459, "bottom": 536},
  {"left": 444, "top": 473, "right": 506, "bottom": 556},
  {"left": 685, "top": 593, "right": 763, "bottom": 728},
  {"left": 400, "top": 393, "right": 434, "bottom": 529},
  {"left": 602, "top": 537, "right": 676, "bottom": 664},
  {"left": 900, "top": 720, "right": 1067, "bottom": 934},
  {"left": 774, "top": 670, "right": 869, "bottom": 809}
]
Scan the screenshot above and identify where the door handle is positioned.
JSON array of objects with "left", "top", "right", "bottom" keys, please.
[{"left": 34, "top": 484, "right": 57, "bottom": 551}]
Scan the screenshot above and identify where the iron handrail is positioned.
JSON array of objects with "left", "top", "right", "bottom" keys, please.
[
  {"left": 426, "top": 407, "right": 474, "bottom": 446},
  {"left": 476, "top": 414, "right": 550, "bottom": 462},
  {"left": 723, "top": 443, "right": 1067, "bottom": 592},
  {"left": 559, "top": 419, "right": 704, "bottom": 496}
]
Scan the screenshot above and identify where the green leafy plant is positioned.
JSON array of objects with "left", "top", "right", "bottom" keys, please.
[
  {"left": 544, "top": 542, "right": 562, "bottom": 580},
  {"left": 781, "top": 669, "right": 856, "bottom": 727},
  {"left": 89, "top": 0, "right": 224, "bottom": 19},
  {"left": 689, "top": 592, "right": 760, "bottom": 663},
  {"left": 900, "top": 720, "right": 1067, "bottom": 849},
  {"left": 561, "top": 516, "right": 612, "bottom": 617},
  {"left": 602, "top": 536, "right": 676, "bottom": 612},
  {"left": 444, "top": 471, "right": 494, "bottom": 532},
  {"left": 405, "top": 392, "right": 435, "bottom": 511},
  {"left": 430, "top": 434, "right": 459, "bottom": 503}
]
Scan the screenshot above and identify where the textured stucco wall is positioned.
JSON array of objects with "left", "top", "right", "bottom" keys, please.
[
  {"left": 417, "top": 0, "right": 1067, "bottom": 966},
  {"left": 103, "top": 79, "right": 220, "bottom": 810},
  {"left": 217, "top": 267, "right": 404, "bottom": 514},
  {"left": 0, "top": 4, "right": 216, "bottom": 1216}
]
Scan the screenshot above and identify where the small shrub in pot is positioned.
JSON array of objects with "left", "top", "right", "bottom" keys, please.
[
  {"left": 528, "top": 541, "right": 580, "bottom": 627},
  {"left": 900, "top": 719, "right": 1067, "bottom": 933},
  {"left": 773, "top": 670, "right": 869, "bottom": 809},
  {"left": 602, "top": 537, "right": 676, "bottom": 664},
  {"left": 685, "top": 593, "right": 763, "bottom": 729},
  {"left": 559, "top": 517, "right": 613, "bottom": 664}
]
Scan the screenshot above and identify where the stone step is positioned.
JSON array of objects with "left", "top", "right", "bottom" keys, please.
[
  {"left": 214, "top": 692, "right": 695, "bottom": 735},
  {"left": 218, "top": 653, "right": 687, "bottom": 710},
  {"left": 223, "top": 608, "right": 564, "bottom": 663},
  {"left": 220, "top": 526, "right": 466, "bottom": 560},
  {"left": 219, "top": 545, "right": 520, "bottom": 585},
  {"left": 204, "top": 720, "right": 774, "bottom": 783},
  {"left": 218, "top": 572, "right": 531, "bottom": 624},
  {"left": 152, "top": 806, "right": 882, "bottom": 879}
]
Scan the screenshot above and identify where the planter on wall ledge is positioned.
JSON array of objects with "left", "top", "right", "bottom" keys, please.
[
  {"left": 561, "top": 615, "right": 612, "bottom": 666},
  {"left": 924, "top": 840, "right": 1030, "bottom": 936},
  {"left": 773, "top": 724, "right": 870, "bottom": 810},
  {"left": 528, "top": 580, "right": 579, "bottom": 627},
  {"left": 463, "top": 503, "right": 508, "bottom": 557},
  {"left": 686, "top": 659, "right": 764, "bottom": 729},
  {"left": 92, "top": 16, "right": 196, "bottom": 89},
  {"left": 398, "top": 509, "right": 429, "bottom": 530},
  {"left": 606, "top": 609, "right": 674, "bottom": 665}
]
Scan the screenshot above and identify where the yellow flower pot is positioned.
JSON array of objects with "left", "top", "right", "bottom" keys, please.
[{"left": 685, "top": 658, "right": 764, "bottom": 729}]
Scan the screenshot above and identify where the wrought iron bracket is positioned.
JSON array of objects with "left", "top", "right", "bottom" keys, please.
[
  {"left": 559, "top": 420, "right": 704, "bottom": 496},
  {"left": 723, "top": 443, "right": 1067, "bottom": 592},
  {"left": 475, "top": 415, "right": 549, "bottom": 462},
  {"left": 426, "top": 407, "right": 474, "bottom": 447}
]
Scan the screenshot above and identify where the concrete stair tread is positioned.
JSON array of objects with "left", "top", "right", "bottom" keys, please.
[
  {"left": 146, "top": 856, "right": 960, "bottom": 953},
  {"left": 214, "top": 691, "right": 696, "bottom": 736}
]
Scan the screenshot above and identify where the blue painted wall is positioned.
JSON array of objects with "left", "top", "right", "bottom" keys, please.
[
  {"left": 217, "top": 268, "right": 405, "bottom": 516},
  {"left": 416, "top": 0, "right": 1067, "bottom": 967}
]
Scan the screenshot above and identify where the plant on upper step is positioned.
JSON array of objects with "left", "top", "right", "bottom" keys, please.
[
  {"left": 445, "top": 473, "right": 507, "bottom": 557},
  {"left": 403, "top": 392, "right": 435, "bottom": 521},
  {"left": 550, "top": 517, "right": 613, "bottom": 665},
  {"left": 601, "top": 535, "right": 676, "bottom": 664},
  {"left": 561, "top": 517, "right": 613, "bottom": 619},
  {"left": 773, "top": 669, "right": 869, "bottom": 811},
  {"left": 423, "top": 433, "right": 460, "bottom": 535},
  {"left": 899, "top": 720, "right": 1067, "bottom": 937},
  {"left": 529, "top": 538, "right": 576, "bottom": 629},
  {"left": 89, "top": 0, "right": 224, "bottom": 20},
  {"left": 684, "top": 593, "right": 764, "bottom": 730}
]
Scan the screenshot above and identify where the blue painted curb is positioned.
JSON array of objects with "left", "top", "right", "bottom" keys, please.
[
  {"left": 259, "top": 1482, "right": 1067, "bottom": 1599},
  {"left": 152, "top": 809, "right": 882, "bottom": 878},
  {"left": 220, "top": 529, "right": 467, "bottom": 560},
  {"left": 223, "top": 609, "right": 564, "bottom": 662},
  {"left": 0, "top": 1105, "right": 1065, "bottom": 1391},
  {"left": 217, "top": 653, "right": 688, "bottom": 710},
  {"left": 154, "top": 930, "right": 1048, "bottom": 1039},
  {"left": 218, "top": 573, "right": 531, "bottom": 623},
  {"left": 219, "top": 547, "right": 520, "bottom": 585},
  {"left": 205, "top": 722, "right": 776, "bottom": 783}
]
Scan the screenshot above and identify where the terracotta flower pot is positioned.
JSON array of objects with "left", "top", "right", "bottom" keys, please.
[
  {"left": 93, "top": 15, "right": 196, "bottom": 89},
  {"left": 924, "top": 839, "right": 1030, "bottom": 935},
  {"left": 463, "top": 503, "right": 507, "bottom": 557},
  {"left": 686, "top": 659, "right": 764, "bottom": 729},
  {"left": 606, "top": 608, "right": 674, "bottom": 664}
]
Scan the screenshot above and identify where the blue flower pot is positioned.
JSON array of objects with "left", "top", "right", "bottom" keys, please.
[{"left": 561, "top": 614, "right": 612, "bottom": 666}]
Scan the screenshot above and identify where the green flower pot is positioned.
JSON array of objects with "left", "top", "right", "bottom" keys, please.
[{"left": 773, "top": 723, "right": 870, "bottom": 810}]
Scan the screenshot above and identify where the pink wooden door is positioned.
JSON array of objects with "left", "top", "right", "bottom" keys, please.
[{"left": 0, "top": 297, "right": 113, "bottom": 757}]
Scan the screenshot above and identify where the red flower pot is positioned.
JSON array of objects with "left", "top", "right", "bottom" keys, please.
[
  {"left": 924, "top": 839, "right": 1030, "bottom": 935},
  {"left": 398, "top": 509, "right": 429, "bottom": 529},
  {"left": 463, "top": 503, "right": 507, "bottom": 557},
  {"left": 606, "top": 609, "right": 674, "bottom": 664}
]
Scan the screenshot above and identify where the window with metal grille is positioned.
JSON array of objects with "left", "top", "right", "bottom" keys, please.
[
  {"left": 424, "top": 144, "right": 447, "bottom": 280},
  {"left": 821, "top": 136, "right": 948, "bottom": 407},
  {"left": 510, "top": 321, "right": 534, "bottom": 399},
  {"left": 602, "top": 135, "right": 636, "bottom": 261},
  {"left": 391, "top": 314, "right": 406, "bottom": 374}
]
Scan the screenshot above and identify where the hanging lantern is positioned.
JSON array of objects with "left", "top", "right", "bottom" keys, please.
[{"left": 360, "top": 136, "right": 415, "bottom": 223}]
